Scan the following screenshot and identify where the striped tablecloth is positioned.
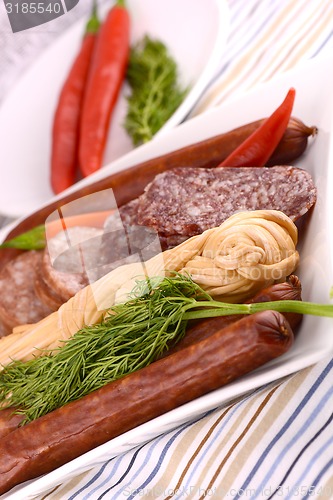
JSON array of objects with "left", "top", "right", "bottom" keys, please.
[{"left": 1, "top": 0, "right": 333, "bottom": 498}]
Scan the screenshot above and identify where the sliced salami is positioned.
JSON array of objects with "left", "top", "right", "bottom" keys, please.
[
  {"left": 41, "top": 227, "right": 104, "bottom": 303},
  {"left": 34, "top": 265, "right": 65, "bottom": 311},
  {"left": 135, "top": 166, "right": 316, "bottom": 245},
  {"left": 0, "top": 251, "right": 53, "bottom": 333},
  {"left": 101, "top": 201, "right": 162, "bottom": 273},
  {"left": 118, "top": 198, "right": 139, "bottom": 227}
]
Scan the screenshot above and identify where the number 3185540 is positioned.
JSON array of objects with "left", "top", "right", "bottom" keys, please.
[{"left": 5, "top": 3, "right": 62, "bottom": 14}]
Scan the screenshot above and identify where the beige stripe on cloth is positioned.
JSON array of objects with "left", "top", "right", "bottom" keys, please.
[
  {"left": 200, "top": 386, "right": 281, "bottom": 498},
  {"left": 152, "top": 368, "right": 310, "bottom": 498},
  {"left": 323, "top": 474, "right": 333, "bottom": 498},
  {"left": 193, "top": 385, "right": 282, "bottom": 498},
  {"left": 193, "top": 0, "right": 306, "bottom": 111},
  {"left": 40, "top": 471, "right": 92, "bottom": 500},
  {"left": 256, "top": 0, "right": 333, "bottom": 83},
  {"left": 194, "top": 0, "right": 333, "bottom": 114},
  {"left": 210, "top": 368, "right": 312, "bottom": 495},
  {"left": 143, "top": 380, "right": 282, "bottom": 498},
  {"left": 157, "top": 404, "right": 238, "bottom": 499}
]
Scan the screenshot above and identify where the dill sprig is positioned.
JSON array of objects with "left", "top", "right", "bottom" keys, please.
[
  {"left": 0, "top": 274, "right": 210, "bottom": 423},
  {"left": 124, "top": 35, "right": 189, "bottom": 145},
  {"left": 1, "top": 273, "right": 333, "bottom": 424}
]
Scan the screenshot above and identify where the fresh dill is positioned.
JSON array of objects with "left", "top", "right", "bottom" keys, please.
[
  {"left": 0, "top": 274, "right": 210, "bottom": 423},
  {"left": 124, "top": 35, "right": 189, "bottom": 145},
  {"left": 1, "top": 273, "right": 333, "bottom": 424}
]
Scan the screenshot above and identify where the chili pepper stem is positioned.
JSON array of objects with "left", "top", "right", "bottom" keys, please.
[{"left": 85, "top": 0, "right": 100, "bottom": 35}]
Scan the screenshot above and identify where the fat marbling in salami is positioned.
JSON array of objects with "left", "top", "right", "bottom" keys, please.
[{"left": 134, "top": 166, "right": 316, "bottom": 247}]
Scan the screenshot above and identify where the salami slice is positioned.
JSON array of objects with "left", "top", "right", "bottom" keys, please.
[
  {"left": 40, "top": 227, "right": 104, "bottom": 303},
  {"left": 118, "top": 198, "right": 139, "bottom": 227},
  {"left": 0, "top": 251, "right": 52, "bottom": 333},
  {"left": 34, "top": 265, "right": 65, "bottom": 311},
  {"left": 101, "top": 200, "right": 162, "bottom": 272},
  {"left": 136, "top": 166, "right": 316, "bottom": 246}
]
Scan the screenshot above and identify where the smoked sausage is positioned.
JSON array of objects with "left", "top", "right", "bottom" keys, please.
[
  {"left": 266, "top": 117, "right": 317, "bottom": 167},
  {"left": 0, "top": 276, "right": 302, "bottom": 441},
  {"left": 1, "top": 116, "right": 316, "bottom": 252},
  {"left": 164, "top": 275, "right": 302, "bottom": 355},
  {"left": 0, "top": 408, "right": 23, "bottom": 440},
  {"left": 0, "top": 310, "right": 293, "bottom": 495}
]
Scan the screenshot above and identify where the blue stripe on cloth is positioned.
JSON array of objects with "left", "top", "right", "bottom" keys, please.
[
  {"left": 63, "top": 386, "right": 272, "bottom": 499},
  {"left": 287, "top": 433, "right": 333, "bottom": 499},
  {"left": 82, "top": 390, "right": 262, "bottom": 499},
  {"left": 234, "top": 358, "right": 333, "bottom": 499},
  {"left": 71, "top": 436, "right": 173, "bottom": 500},
  {"left": 202, "top": 0, "right": 281, "bottom": 88},
  {"left": 109, "top": 425, "right": 190, "bottom": 500},
  {"left": 252, "top": 384, "right": 333, "bottom": 498},
  {"left": 311, "top": 29, "right": 333, "bottom": 58},
  {"left": 65, "top": 409, "right": 215, "bottom": 499},
  {"left": 67, "top": 441, "right": 148, "bottom": 499},
  {"left": 93, "top": 446, "right": 147, "bottom": 500},
  {"left": 104, "top": 433, "right": 180, "bottom": 500},
  {"left": 303, "top": 456, "right": 333, "bottom": 499},
  {"left": 89, "top": 413, "right": 209, "bottom": 499},
  {"left": 267, "top": 409, "right": 333, "bottom": 499},
  {"left": 215, "top": 1, "right": 281, "bottom": 70},
  {"left": 172, "top": 390, "right": 260, "bottom": 499},
  {"left": 67, "top": 460, "right": 111, "bottom": 500}
]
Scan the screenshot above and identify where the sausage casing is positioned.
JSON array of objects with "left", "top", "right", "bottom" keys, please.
[
  {"left": 0, "top": 408, "right": 23, "bottom": 440},
  {"left": 0, "top": 310, "right": 293, "bottom": 495},
  {"left": 1, "top": 116, "right": 314, "bottom": 258},
  {"left": 0, "top": 276, "right": 302, "bottom": 441},
  {"left": 164, "top": 275, "right": 302, "bottom": 355}
]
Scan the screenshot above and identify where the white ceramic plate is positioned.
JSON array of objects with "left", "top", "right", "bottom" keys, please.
[
  {"left": 1, "top": 53, "right": 333, "bottom": 499},
  {"left": 0, "top": 0, "right": 230, "bottom": 218}
]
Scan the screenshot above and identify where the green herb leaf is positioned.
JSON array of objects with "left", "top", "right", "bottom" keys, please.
[
  {"left": 0, "top": 274, "right": 209, "bottom": 423},
  {"left": 124, "top": 35, "right": 189, "bottom": 145},
  {"left": 1, "top": 273, "right": 333, "bottom": 424},
  {"left": 0, "top": 225, "right": 46, "bottom": 250}
]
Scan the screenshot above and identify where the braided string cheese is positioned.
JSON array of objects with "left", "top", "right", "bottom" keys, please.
[
  {"left": 179, "top": 210, "right": 299, "bottom": 302},
  {"left": 0, "top": 210, "right": 299, "bottom": 366}
]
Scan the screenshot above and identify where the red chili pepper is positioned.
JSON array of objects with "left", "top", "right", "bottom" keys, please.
[
  {"left": 219, "top": 88, "right": 296, "bottom": 167},
  {"left": 79, "top": 0, "right": 130, "bottom": 178},
  {"left": 50, "top": 2, "right": 100, "bottom": 194}
]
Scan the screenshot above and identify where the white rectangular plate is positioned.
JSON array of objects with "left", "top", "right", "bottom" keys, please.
[{"left": 1, "top": 53, "right": 333, "bottom": 499}]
